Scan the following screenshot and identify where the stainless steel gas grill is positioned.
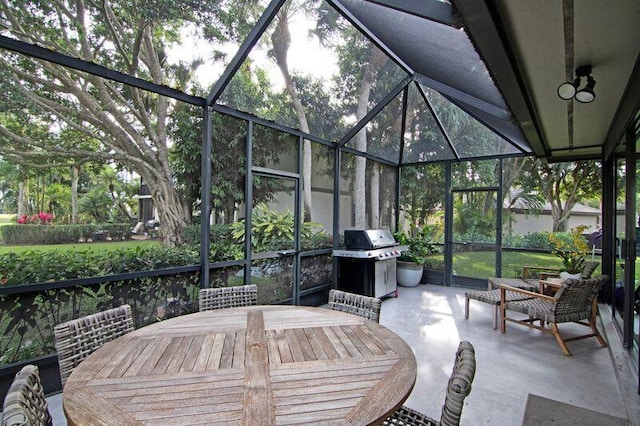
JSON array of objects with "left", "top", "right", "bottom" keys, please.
[{"left": 332, "top": 229, "right": 406, "bottom": 299}]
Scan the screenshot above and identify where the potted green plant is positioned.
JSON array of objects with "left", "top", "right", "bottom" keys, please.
[
  {"left": 394, "top": 229, "right": 437, "bottom": 287},
  {"left": 548, "top": 225, "right": 589, "bottom": 280}
]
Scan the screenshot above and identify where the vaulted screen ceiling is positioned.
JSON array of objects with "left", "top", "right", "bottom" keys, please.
[
  {"left": 208, "top": 0, "right": 533, "bottom": 165},
  {"left": 2, "top": 0, "right": 638, "bottom": 164}
]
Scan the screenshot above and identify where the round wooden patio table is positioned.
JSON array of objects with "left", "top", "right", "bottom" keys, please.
[{"left": 63, "top": 305, "right": 417, "bottom": 425}]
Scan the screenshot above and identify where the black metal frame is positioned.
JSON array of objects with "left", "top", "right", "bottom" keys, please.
[{"left": 0, "top": 0, "right": 638, "bottom": 396}]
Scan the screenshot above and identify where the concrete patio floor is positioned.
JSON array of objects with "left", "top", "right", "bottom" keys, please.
[
  {"left": 380, "top": 284, "right": 640, "bottom": 426},
  {"left": 38, "top": 284, "right": 640, "bottom": 425}
]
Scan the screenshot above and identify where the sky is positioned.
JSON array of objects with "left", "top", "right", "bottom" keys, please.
[{"left": 166, "top": 15, "right": 339, "bottom": 93}]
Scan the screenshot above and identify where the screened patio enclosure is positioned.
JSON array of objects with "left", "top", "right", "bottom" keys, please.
[{"left": 1, "top": 0, "right": 639, "bottom": 396}]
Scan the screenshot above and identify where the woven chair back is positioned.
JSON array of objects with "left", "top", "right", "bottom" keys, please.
[
  {"left": 440, "top": 341, "right": 476, "bottom": 426},
  {"left": 2, "top": 365, "right": 52, "bottom": 426},
  {"left": 554, "top": 277, "right": 605, "bottom": 316},
  {"left": 54, "top": 304, "right": 134, "bottom": 387},
  {"left": 328, "top": 289, "right": 382, "bottom": 323},
  {"left": 581, "top": 261, "right": 600, "bottom": 279},
  {"left": 198, "top": 285, "right": 258, "bottom": 311}
]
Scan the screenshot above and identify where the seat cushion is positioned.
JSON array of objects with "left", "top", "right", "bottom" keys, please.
[{"left": 466, "top": 289, "right": 534, "bottom": 305}]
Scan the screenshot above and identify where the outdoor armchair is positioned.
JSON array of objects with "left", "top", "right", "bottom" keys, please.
[
  {"left": 2, "top": 364, "right": 52, "bottom": 426},
  {"left": 499, "top": 276, "right": 608, "bottom": 355},
  {"left": 327, "top": 289, "right": 382, "bottom": 323},
  {"left": 198, "top": 284, "right": 258, "bottom": 311},
  {"left": 54, "top": 304, "right": 134, "bottom": 387},
  {"left": 383, "top": 341, "right": 476, "bottom": 426}
]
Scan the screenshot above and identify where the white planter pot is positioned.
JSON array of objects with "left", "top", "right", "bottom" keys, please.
[
  {"left": 560, "top": 271, "right": 582, "bottom": 281},
  {"left": 397, "top": 261, "right": 424, "bottom": 287}
]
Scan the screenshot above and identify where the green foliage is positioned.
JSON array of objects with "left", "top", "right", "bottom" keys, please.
[
  {"left": 423, "top": 256, "right": 444, "bottom": 271},
  {"left": 0, "top": 223, "right": 131, "bottom": 245},
  {"left": 454, "top": 196, "right": 495, "bottom": 239},
  {"left": 182, "top": 223, "right": 243, "bottom": 261},
  {"left": 399, "top": 164, "right": 445, "bottom": 229},
  {"left": 516, "top": 160, "right": 602, "bottom": 231},
  {"left": 230, "top": 204, "right": 330, "bottom": 253},
  {"left": 184, "top": 217, "right": 331, "bottom": 261},
  {"left": 394, "top": 227, "right": 439, "bottom": 265},
  {"left": 0, "top": 246, "right": 198, "bottom": 286},
  {"left": 548, "top": 225, "right": 589, "bottom": 274},
  {"left": 502, "top": 231, "right": 554, "bottom": 249},
  {"left": 0, "top": 270, "right": 201, "bottom": 366}
]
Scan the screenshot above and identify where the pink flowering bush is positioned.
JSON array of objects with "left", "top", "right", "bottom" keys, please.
[{"left": 16, "top": 212, "right": 54, "bottom": 225}]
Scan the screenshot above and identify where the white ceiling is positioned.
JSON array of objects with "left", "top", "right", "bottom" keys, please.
[{"left": 490, "top": 0, "right": 640, "bottom": 160}]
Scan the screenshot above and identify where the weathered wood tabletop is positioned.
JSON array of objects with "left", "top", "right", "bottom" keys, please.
[{"left": 63, "top": 305, "right": 417, "bottom": 425}]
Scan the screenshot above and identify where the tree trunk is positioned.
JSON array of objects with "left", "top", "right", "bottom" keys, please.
[
  {"left": 146, "top": 176, "right": 190, "bottom": 247},
  {"left": 354, "top": 150, "right": 367, "bottom": 228},
  {"left": 370, "top": 162, "right": 380, "bottom": 228},
  {"left": 17, "top": 181, "right": 27, "bottom": 216},
  {"left": 272, "top": 9, "right": 313, "bottom": 221},
  {"left": 71, "top": 165, "right": 80, "bottom": 224},
  {"left": 353, "top": 48, "right": 388, "bottom": 228}
]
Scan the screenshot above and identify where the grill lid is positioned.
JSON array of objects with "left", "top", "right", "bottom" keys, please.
[{"left": 344, "top": 229, "right": 397, "bottom": 249}]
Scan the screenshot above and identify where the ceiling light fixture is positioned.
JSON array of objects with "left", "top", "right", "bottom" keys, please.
[{"left": 558, "top": 65, "right": 596, "bottom": 103}]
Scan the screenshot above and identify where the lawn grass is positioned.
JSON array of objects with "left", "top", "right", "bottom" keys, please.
[
  {"left": 452, "top": 250, "right": 563, "bottom": 278},
  {"left": 0, "top": 239, "right": 160, "bottom": 254},
  {"left": 451, "top": 250, "right": 637, "bottom": 282}
]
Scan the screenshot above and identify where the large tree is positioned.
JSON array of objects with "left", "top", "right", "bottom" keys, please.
[
  {"left": 519, "top": 160, "right": 602, "bottom": 231},
  {"left": 269, "top": 1, "right": 315, "bottom": 221},
  {"left": 0, "top": 0, "right": 255, "bottom": 246}
]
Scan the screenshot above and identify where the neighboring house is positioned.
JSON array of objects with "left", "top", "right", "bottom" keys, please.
[{"left": 505, "top": 199, "right": 626, "bottom": 235}]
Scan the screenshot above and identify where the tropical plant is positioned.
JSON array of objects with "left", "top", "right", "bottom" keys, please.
[
  {"left": 394, "top": 228, "right": 439, "bottom": 265},
  {"left": 548, "top": 225, "right": 590, "bottom": 274},
  {"left": 230, "top": 204, "right": 328, "bottom": 252}
]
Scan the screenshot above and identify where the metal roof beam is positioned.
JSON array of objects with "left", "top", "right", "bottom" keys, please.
[
  {"left": 451, "top": 0, "right": 547, "bottom": 157},
  {"left": 0, "top": 35, "right": 205, "bottom": 107},
  {"left": 206, "top": 0, "right": 286, "bottom": 106},
  {"left": 414, "top": 72, "right": 511, "bottom": 121}
]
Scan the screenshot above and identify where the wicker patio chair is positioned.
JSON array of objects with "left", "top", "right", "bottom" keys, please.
[
  {"left": 327, "top": 289, "right": 382, "bottom": 323},
  {"left": 469, "top": 260, "right": 601, "bottom": 329},
  {"left": 383, "top": 341, "right": 476, "bottom": 426},
  {"left": 2, "top": 364, "right": 52, "bottom": 426},
  {"left": 580, "top": 260, "right": 600, "bottom": 279},
  {"left": 54, "top": 304, "right": 134, "bottom": 387},
  {"left": 499, "top": 276, "right": 608, "bottom": 356},
  {"left": 198, "top": 285, "right": 258, "bottom": 311}
]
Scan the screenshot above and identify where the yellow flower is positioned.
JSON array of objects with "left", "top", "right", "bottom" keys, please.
[{"left": 548, "top": 225, "right": 589, "bottom": 274}]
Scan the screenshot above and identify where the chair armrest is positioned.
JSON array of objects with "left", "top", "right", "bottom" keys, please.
[
  {"left": 539, "top": 278, "right": 564, "bottom": 296},
  {"left": 496, "top": 283, "right": 555, "bottom": 301},
  {"left": 539, "top": 272, "right": 561, "bottom": 280},
  {"left": 522, "top": 265, "right": 562, "bottom": 280}
]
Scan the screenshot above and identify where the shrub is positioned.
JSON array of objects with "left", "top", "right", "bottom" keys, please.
[
  {"left": 395, "top": 227, "right": 440, "bottom": 264},
  {"left": 230, "top": 204, "right": 330, "bottom": 253},
  {"left": 182, "top": 224, "right": 243, "bottom": 261},
  {"left": 0, "top": 246, "right": 199, "bottom": 286},
  {"left": 0, "top": 223, "right": 131, "bottom": 245},
  {"left": 423, "top": 256, "right": 444, "bottom": 271}
]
